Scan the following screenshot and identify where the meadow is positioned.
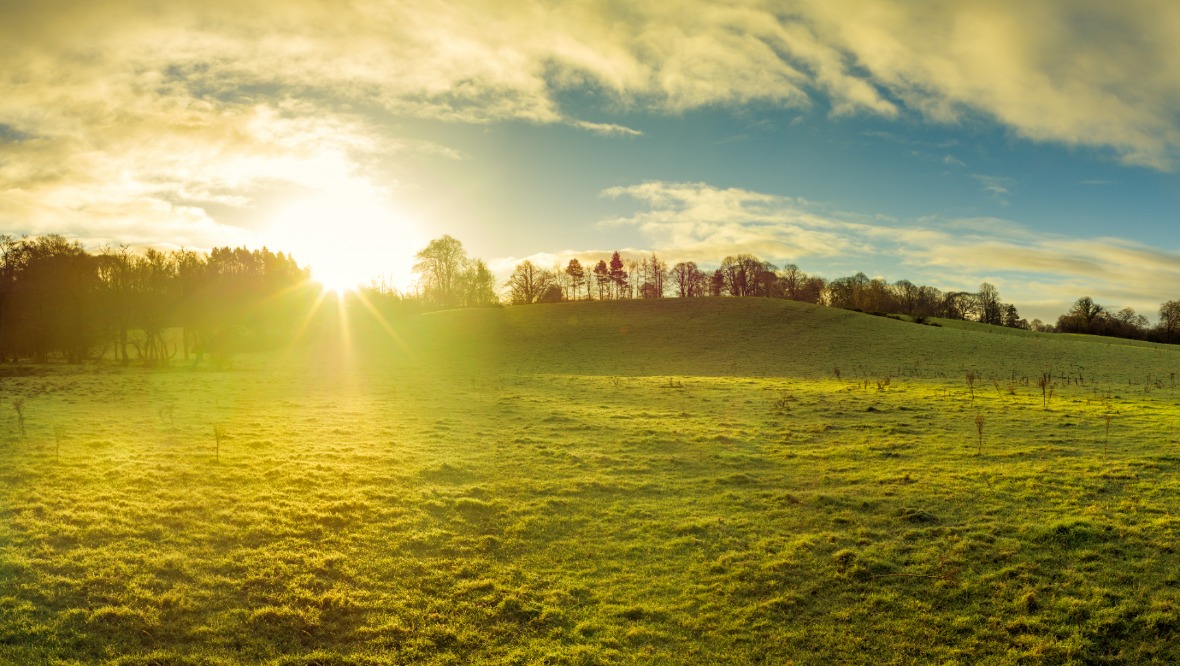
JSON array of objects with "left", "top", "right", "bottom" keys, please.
[{"left": 4, "top": 298, "right": 1180, "bottom": 664}]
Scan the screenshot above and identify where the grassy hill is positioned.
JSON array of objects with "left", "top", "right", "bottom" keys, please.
[
  {"left": 4, "top": 297, "right": 1180, "bottom": 664},
  {"left": 395, "top": 297, "right": 1180, "bottom": 383}
]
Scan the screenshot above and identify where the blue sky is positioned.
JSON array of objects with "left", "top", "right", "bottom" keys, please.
[{"left": 4, "top": 1, "right": 1180, "bottom": 320}]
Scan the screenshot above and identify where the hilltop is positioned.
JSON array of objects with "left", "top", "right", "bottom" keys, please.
[{"left": 386, "top": 297, "right": 1180, "bottom": 384}]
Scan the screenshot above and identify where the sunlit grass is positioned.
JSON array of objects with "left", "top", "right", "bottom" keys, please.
[{"left": 3, "top": 298, "right": 1180, "bottom": 663}]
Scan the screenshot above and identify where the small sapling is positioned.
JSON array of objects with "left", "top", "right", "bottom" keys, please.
[
  {"left": 213, "top": 424, "right": 226, "bottom": 463},
  {"left": 11, "top": 397, "right": 25, "bottom": 439},
  {"left": 974, "top": 412, "right": 985, "bottom": 455}
]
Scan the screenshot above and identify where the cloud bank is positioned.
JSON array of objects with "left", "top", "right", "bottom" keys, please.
[{"left": 3, "top": 0, "right": 1179, "bottom": 298}]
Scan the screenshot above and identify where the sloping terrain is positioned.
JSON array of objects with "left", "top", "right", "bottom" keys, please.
[
  {"left": 395, "top": 297, "right": 1180, "bottom": 383},
  {"left": 2, "top": 298, "right": 1180, "bottom": 664}
]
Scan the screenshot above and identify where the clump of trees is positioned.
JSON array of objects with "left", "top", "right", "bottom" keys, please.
[
  {"left": 1052, "top": 296, "right": 1180, "bottom": 344},
  {"left": 501, "top": 250, "right": 1024, "bottom": 328},
  {"left": 0, "top": 234, "right": 314, "bottom": 364},
  {"left": 411, "top": 235, "right": 497, "bottom": 309}
]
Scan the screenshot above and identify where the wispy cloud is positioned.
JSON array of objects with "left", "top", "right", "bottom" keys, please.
[
  {"left": 972, "top": 174, "right": 1015, "bottom": 204},
  {"left": 571, "top": 120, "right": 643, "bottom": 137}
]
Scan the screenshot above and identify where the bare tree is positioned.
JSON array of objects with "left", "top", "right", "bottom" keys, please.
[
  {"left": 643, "top": 253, "right": 667, "bottom": 298},
  {"left": 719, "top": 254, "right": 772, "bottom": 297},
  {"left": 977, "top": 282, "right": 1003, "bottom": 325},
  {"left": 460, "top": 258, "right": 497, "bottom": 307},
  {"left": 413, "top": 235, "right": 466, "bottom": 308},
  {"left": 1160, "top": 300, "right": 1180, "bottom": 342},
  {"left": 505, "top": 260, "right": 554, "bottom": 304},
  {"left": 551, "top": 261, "right": 571, "bottom": 301},
  {"left": 670, "top": 261, "right": 704, "bottom": 297}
]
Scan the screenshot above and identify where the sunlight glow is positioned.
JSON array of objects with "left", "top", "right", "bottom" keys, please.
[{"left": 265, "top": 184, "right": 422, "bottom": 293}]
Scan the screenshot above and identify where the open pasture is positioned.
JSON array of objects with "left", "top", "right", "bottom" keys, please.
[{"left": 4, "top": 298, "right": 1180, "bottom": 664}]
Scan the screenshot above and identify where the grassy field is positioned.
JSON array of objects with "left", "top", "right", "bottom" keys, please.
[{"left": 4, "top": 297, "right": 1180, "bottom": 664}]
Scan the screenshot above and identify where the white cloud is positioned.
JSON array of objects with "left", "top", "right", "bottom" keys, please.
[{"left": 3, "top": 0, "right": 1180, "bottom": 282}]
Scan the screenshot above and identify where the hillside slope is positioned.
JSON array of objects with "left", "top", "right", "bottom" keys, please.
[{"left": 390, "top": 298, "right": 1180, "bottom": 384}]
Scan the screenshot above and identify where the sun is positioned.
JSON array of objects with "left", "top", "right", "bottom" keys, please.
[{"left": 265, "top": 187, "right": 421, "bottom": 294}]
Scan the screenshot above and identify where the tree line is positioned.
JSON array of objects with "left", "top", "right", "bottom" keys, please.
[
  {"left": 1055, "top": 296, "right": 1180, "bottom": 344},
  {"left": 496, "top": 245, "right": 1180, "bottom": 345},
  {"left": 0, "top": 235, "right": 315, "bottom": 364},
  {"left": 9, "top": 230, "right": 1180, "bottom": 364},
  {"left": 501, "top": 249, "right": 1026, "bottom": 326}
]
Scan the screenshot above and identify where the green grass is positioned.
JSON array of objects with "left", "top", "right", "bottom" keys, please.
[{"left": 4, "top": 297, "right": 1180, "bottom": 664}]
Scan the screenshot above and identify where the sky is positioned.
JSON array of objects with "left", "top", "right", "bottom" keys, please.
[{"left": 4, "top": 1, "right": 1180, "bottom": 321}]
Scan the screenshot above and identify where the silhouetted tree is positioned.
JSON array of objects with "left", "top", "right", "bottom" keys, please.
[
  {"left": 5, "top": 236, "right": 103, "bottom": 362},
  {"left": 565, "top": 259, "right": 586, "bottom": 300},
  {"left": 779, "top": 264, "right": 804, "bottom": 301},
  {"left": 1002, "top": 303, "right": 1028, "bottom": 329},
  {"left": 827, "top": 273, "right": 871, "bottom": 310},
  {"left": 1057, "top": 296, "right": 1106, "bottom": 334},
  {"left": 505, "top": 260, "right": 554, "bottom": 304},
  {"left": 539, "top": 284, "right": 564, "bottom": 303},
  {"left": 977, "top": 282, "right": 1003, "bottom": 325},
  {"left": 592, "top": 260, "right": 609, "bottom": 300},
  {"left": 609, "top": 251, "right": 627, "bottom": 299},
  {"left": 460, "top": 258, "right": 497, "bottom": 307},
  {"left": 941, "top": 291, "right": 978, "bottom": 320},
  {"left": 710, "top": 269, "right": 725, "bottom": 297},
  {"left": 1160, "top": 300, "right": 1180, "bottom": 343},
  {"left": 643, "top": 253, "right": 667, "bottom": 298},
  {"left": 719, "top": 255, "right": 773, "bottom": 297},
  {"left": 670, "top": 261, "right": 706, "bottom": 297},
  {"left": 413, "top": 235, "right": 466, "bottom": 308}
]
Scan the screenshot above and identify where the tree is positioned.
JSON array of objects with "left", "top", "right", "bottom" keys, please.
[
  {"left": 565, "top": 259, "right": 586, "bottom": 300},
  {"left": 539, "top": 284, "right": 564, "bottom": 303},
  {"left": 1002, "top": 304, "right": 1027, "bottom": 329},
  {"left": 504, "top": 260, "right": 554, "bottom": 304},
  {"left": 1114, "top": 307, "right": 1146, "bottom": 327},
  {"left": 893, "top": 280, "right": 919, "bottom": 315},
  {"left": 797, "top": 276, "right": 826, "bottom": 304},
  {"left": 779, "top": 264, "right": 804, "bottom": 300},
  {"left": 709, "top": 269, "right": 725, "bottom": 297},
  {"left": 592, "top": 260, "right": 609, "bottom": 300},
  {"left": 1057, "top": 296, "right": 1106, "bottom": 334},
  {"left": 670, "top": 261, "right": 705, "bottom": 297},
  {"left": 1071, "top": 296, "right": 1104, "bottom": 325},
  {"left": 643, "top": 253, "right": 667, "bottom": 298},
  {"left": 719, "top": 255, "right": 770, "bottom": 297},
  {"left": 460, "top": 258, "right": 497, "bottom": 307},
  {"left": 608, "top": 251, "right": 627, "bottom": 299},
  {"left": 1160, "top": 300, "right": 1180, "bottom": 343},
  {"left": 129, "top": 248, "right": 179, "bottom": 365},
  {"left": 413, "top": 235, "right": 466, "bottom": 308},
  {"left": 977, "top": 282, "right": 1003, "bottom": 325},
  {"left": 941, "top": 291, "right": 978, "bottom": 320},
  {"left": 827, "top": 273, "right": 871, "bottom": 310}
]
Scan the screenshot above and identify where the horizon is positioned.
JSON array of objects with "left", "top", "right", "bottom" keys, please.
[{"left": 5, "top": 2, "right": 1180, "bottom": 322}]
